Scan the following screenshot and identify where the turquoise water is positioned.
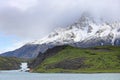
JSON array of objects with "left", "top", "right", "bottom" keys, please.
[{"left": 0, "top": 71, "right": 120, "bottom": 80}]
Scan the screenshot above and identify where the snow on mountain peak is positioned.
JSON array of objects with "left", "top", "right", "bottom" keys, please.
[{"left": 30, "top": 13, "right": 120, "bottom": 46}]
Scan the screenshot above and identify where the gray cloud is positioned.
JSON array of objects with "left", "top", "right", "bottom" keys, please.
[{"left": 0, "top": 0, "right": 120, "bottom": 39}]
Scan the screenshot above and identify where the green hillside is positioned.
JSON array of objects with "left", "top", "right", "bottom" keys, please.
[
  {"left": 33, "top": 46, "right": 120, "bottom": 73},
  {"left": 0, "top": 57, "right": 21, "bottom": 70}
]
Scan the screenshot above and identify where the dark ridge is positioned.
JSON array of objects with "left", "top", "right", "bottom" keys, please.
[{"left": 29, "top": 45, "right": 69, "bottom": 69}]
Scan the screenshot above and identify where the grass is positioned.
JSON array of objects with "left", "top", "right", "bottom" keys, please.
[
  {"left": 33, "top": 46, "right": 120, "bottom": 73},
  {"left": 0, "top": 57, "right": 21, "bottom": 70}
]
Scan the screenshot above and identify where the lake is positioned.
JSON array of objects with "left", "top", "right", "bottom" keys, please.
[{"left": 0, "top": 70, "right": 120, "bottom": 80}]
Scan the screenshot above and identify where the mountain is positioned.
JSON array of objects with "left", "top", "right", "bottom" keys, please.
[
  {"left": 1, "top": 13, "right": 120, "bottom": 59},
  {"left": 0, "top": 44, "right": 53, "bottom": 59},
  {"left": 30, "top": 13, "right": 120, "bottom": 46},
  {"left": 29, "top": 45, "right": 120, "bottom": 73}
]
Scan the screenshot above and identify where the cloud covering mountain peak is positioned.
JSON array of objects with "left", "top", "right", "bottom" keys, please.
[{"left": 0, "top": 0, "right": 120, "bottom": 39}]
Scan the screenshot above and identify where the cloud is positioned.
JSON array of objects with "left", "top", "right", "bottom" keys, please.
[
  {"left": 8, "top": 0, "right": 38, "bottom": 11},
  {"left": 0, "top": 0, "right": 120, "bottom": 39}
]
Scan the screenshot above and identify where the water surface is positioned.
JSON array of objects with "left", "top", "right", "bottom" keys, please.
[{"left": 0, "top": 71, "right": 120, "bottom": 80}]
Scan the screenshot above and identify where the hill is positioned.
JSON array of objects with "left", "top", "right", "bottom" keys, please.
[
  {"left": 30, "top": 45, "right": 120, "bottom": 73},
  {"left": 0, "top": 57, "right": 21, "bottom": 70}
]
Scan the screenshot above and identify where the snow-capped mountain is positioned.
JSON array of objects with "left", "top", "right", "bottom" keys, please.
[
  {"left": 1, "top": 13, "right": 120, "bottom": 58},
  {"left": 30, "top": 13, "right": 120, "bottom": 47}
]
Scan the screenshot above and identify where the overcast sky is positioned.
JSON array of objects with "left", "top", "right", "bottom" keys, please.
[{"left": 0, "top": 0, "right": 120, "bottom": 53}]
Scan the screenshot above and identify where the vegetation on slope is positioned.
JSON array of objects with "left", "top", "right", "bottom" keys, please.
[
  {"left": 32, "top": 46, "right": 120, "bottom": 73},
  {"left": 0, "top": 57, "right": 21, "bottom": 70}
]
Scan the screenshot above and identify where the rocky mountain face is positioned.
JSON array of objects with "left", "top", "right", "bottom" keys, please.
[{"left": 1, "top": 13, "right": 120, "bottom": 59}]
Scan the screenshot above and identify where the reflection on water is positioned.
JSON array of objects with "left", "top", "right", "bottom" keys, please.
[{"left": 0, "top": 71, "right": 120, "bottom": 80}]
